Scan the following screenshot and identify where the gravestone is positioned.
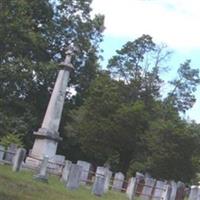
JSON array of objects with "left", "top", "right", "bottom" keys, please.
[
  {"left": 141, "top": 177, "right": 156, "bottom": 200},
  {"left": 0, "top": 145, "right": 5, "bottom": 161},
  {"left": 12, "top": 148, "right": 26, "bottom": 172},
  {"left": 126, "top": 177, "right": 137, "bottom": 200},
  {"left": 77, "top": 160, "right": 91, "bottom": 185},
  {"left": 188, "top": 185, "right": 198, "bottom": 200},
  {"left": 169, "top": 181, "right": 177, "bottom": 200},
  {"left": 33, "top": 155, "right": 49, "bottom": 183},
  {"left": 5, "top": 144, "right": 18, "bottom": 163},
  {"left": 161, "top": 184, "right": 172, "bottom": 200},
  {"left": 96, "top": 166, "right": 111, "bottom": 193},
  {"left": 26, "top": 49, "right": 74, "bottom": 168},
  {"left": 92, "top": 176, "right": 106, "bottom": 197},
  {"left": 176, "top": 181, "right": 185, "bottom": 200},
  {"left": 135, "top": 172, "right": 145, "bottom": 196},
  {"left": 112, "top": 172, "right": 125, "bottom": 191},
  {"left": 104, "top": 169, "right": 112, "bottom": 192},
  {"left": 48, "top": 154, "right": 65, "bottom": 175},
  {"left": 61, "top": 160, "right": 72, "bottom": 183},
  {"left": 66, "top": 164, "right": 82, "bottom": 190},
  {"left": 153, "top": 180, "right": 166, "bottom": 199}
]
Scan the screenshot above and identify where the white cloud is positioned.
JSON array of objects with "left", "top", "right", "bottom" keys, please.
[{"left": 91, "top": 0, "right": 200, "bottom": 50}]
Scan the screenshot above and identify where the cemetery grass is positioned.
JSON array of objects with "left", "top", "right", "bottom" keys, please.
[{"left": 0, "top": 165, "right": 127, "bottom": 200}]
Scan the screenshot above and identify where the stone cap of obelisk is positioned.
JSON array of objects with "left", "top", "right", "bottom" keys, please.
[{"left": 59, "top": 45, "right": 78, "bottom": 71}]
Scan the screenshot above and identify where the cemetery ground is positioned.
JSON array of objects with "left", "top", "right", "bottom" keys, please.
[{"left": 0, "top": 165, "right": 127, "bottom": 200}]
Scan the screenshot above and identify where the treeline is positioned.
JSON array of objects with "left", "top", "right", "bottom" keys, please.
[{"left": 0, "top": 0, "right": 200, "bottom": 183}]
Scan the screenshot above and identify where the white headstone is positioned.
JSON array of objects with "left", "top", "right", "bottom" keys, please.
[
  {"left": 92, "top": 176, "right": 106, "bottom": 196},
  {"left": 48, "top": 154, "right": 65, "bottom": 175},
  {"left": 169, "top": 181, "right": 177, "bottom": 200},
  {"left": 112, "top": 172, "right": 125, "bottom": 191},
  {"left": 104, "top": 170, "right": 112, "bottom": 192},
  {"left": 5, "top": 144, "right": 17, "bottom": 163},
  {"left": 61, "top": 160, "right": 72, "bottom": 183},
  {"left": 33, "top": 155, "right": 49, "bottom": 183},
  {"left": 12, "top": 148, "right": 26, "bottom": 172},
  {"left": 153, "top": 180, "right": 166, "bottom": 199},
  {"left": 126, "top": 177, "right": 137, "bottom": 200},
  {"left": 66, "top": 164, "right": 82, "bottom": 190},
  {"left": 0, "top": 145, "right": 5, "bottom": 161},
  {"left": 142, "top": 178, "right": 156, "bottom": 200},
  {"left": 77, "top": 160, "right": 91, "bottom": 184},
  {"left": 162, "top": 184, "right": 171, "bottom": 200},
  {"left": 189, "top": 185, "right": 198, "bottom": 200}
]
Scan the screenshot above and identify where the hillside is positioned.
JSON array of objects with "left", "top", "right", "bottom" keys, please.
[{"left": 0, "top": 165, "right": 127, "bottom": 200}]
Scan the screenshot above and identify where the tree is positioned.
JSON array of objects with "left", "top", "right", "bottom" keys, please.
[{"left": 166, "top": 60, "right": 200, "bottom": 113}]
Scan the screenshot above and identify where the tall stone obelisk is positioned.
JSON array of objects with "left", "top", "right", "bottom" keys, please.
[{"left": 26, "top": 49, "right": 74, "bottom": 166}]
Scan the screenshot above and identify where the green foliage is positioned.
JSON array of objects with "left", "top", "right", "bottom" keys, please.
[
  {"left": 167, "top": 60, "right": 200, "bottom": 112},
  {"left": 0, "top": 133, "right": 23, "bottom": 148}
]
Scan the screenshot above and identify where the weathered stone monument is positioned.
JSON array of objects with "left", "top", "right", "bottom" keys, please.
[
  {"left": 12, "top": 148, "right": 26, "bottom": 172},
  {"left": 77, "top": 160, "right": 91, "bottom": 185},
  {"left": 112, "top": 172, "right": 125, "bottom": 191},
  {"left": 66, "top": 164, "right": 82, "bottom": 190},
  {"left": 126, "top": 177, "right": 137, "bottom": 200},
  {"left": 5, "top": 143, "right": 18, "bottom": 163},
  {"left": 26, "top": 48, "right": 74, "bottom": 167},
  {"left": 92, "top": 176, "right": 106, "bottom": 197},
  {"left": 189, "top": 185, "right": 198, "bottom": 200},
  {"left": 33, "top": 155, "right": 49, "bottom": 183},
  {"left": 61, "top": 160, "right": 72, "bottom": 183},
  {"left": 142, "top": 177, "right": 156, "bottom": 200}
]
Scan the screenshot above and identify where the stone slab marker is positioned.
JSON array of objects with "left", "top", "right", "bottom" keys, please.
[
  {"left": 189, "top": 186, "right": 198, "bottom": 200},
  {"left": 26, "top": 49, "right": 74, "bottom": 168},
  {"left": 176, "top": 181, "right": 185, "bottom": 200},
  {"left": 153, "top": 180, "right": 166, "bottom": 199},
  {"left": 135, "top": 172, "right": 145, "bottom": 196},
  {"left": 12, "top": 148, "right": 26, "bottom": 172},
  {"left": 61, "top": 160, "right": 72, "bottom": 183},
  {"left": 77, "top": 160, "right": 91, "bottom": 185},
  {"left": 48, "top": 154, "right": 65, "bottom": 175},
  {"left": 162, "top": 184, "right": 172, "bottom": 200},
  {"left": 104, "top": 169, "right": 112, "bottom": 192},
  {"left": 169, "top": 181, "right": 177, "bottom": 200},
  {"left": 92, "top": 176, "right": 106, "bottom": 197},
  {"left": 66, "top": 164, "right": 82, "bottom": 190},
  {"left": 112, "top": 172, "right": 125, "bottom": 191},
  {"left": 5, "top": 144, "right": 17, "bottom": 163},
  {"left": 141, "top": 177, "right": 156, "bottom": 200},
  {"left": 0, "top": 145, "right": 5, "bottom": 161},
  {"left": 96, "top": 166, "right": 111, "bottom": 193},
  {"left": 126, "top": 177, "right": 137, "bottom": 200},
  {"left": 33, "top": 155, "right": 49, "bottom": 183}
]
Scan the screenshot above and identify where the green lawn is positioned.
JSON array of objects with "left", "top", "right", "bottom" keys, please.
[{"left": 0, "top": 165, "right": 127, "bottom": 200}]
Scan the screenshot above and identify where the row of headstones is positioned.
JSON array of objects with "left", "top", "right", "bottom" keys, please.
[
  {"left": 126, "top": 172, "right": 186, "bottom": 200},
  {"left": 2, "top": 144, "right": 194, "bottom": 199},
  {"left": 0, "top": 144, "right": 27, "bottom": 172},
  {"left": 32, "top": 156, "right": 125, "bottom": 197},
  {"left": 60, "top": 160, "right": 125, "bottom": 196}
]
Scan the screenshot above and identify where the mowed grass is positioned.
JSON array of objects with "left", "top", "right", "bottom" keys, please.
[{"left": 0, "top": 165, "right": 127, "bottom": 200}]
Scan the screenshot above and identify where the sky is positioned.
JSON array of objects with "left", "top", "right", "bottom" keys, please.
[{"left": 91, "top": 0, "right": 200, "bottom": 123}]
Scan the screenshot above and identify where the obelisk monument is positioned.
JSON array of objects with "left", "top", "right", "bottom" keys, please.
[{"left": 26, "top": 49, "right": 74, "bottom": 167}]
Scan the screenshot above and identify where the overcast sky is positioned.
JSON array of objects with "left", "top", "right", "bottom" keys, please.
[{"left": 91, "top": 0, "right": 200, "bottom": 122}]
